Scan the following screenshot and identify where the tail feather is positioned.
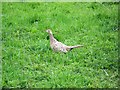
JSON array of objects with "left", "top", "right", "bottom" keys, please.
[
  {"left": 67, "top": 45, "right": 83, "bottom": 51},
  {"left": 69, "top": 45, "right": 83, "bottom": 48}
]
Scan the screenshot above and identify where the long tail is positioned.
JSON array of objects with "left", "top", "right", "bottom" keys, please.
[
  {"left": 69, "top": 45, "right": 83, "bottom": 48},
  {"left": 67, "top": 45, "right": 83, "bottom": 51}
]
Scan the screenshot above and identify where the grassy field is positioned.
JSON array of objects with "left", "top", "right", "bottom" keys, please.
[{"left": 2, "top": 2, "right": 118, "bottom": 88}]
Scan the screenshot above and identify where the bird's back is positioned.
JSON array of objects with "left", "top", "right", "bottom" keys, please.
[{"left": 50, "top": 41, "right": 68, "bottom": 53}]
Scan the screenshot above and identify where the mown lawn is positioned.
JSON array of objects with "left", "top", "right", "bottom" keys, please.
[{"left": 2, "top": 2, "right": 118, "bottom": 88}]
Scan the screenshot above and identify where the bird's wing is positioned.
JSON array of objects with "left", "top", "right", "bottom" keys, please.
[{"left": 51, "top": 41, "right": 68, "bottom": 53}]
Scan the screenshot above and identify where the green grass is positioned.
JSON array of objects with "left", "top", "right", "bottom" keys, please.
[{"left": 2, "top": 2, "right": 118, "bottom": 88}]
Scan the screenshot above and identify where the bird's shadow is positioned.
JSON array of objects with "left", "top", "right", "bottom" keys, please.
[{"left": 46, "top": 34, "right": 59, "bottom": 41}]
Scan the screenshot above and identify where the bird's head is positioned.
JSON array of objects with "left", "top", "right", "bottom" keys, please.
[{"left": 46, "top": 29, "right": 52, "bottom": 34}]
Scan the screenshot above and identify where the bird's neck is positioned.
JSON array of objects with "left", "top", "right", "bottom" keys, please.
[{"left": 49, "top": 33, "right": 57, "bottom": 43}]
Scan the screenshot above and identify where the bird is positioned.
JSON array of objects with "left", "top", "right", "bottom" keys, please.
[{"left": 46, "top": 29, "right": 83, "bottom": 53}]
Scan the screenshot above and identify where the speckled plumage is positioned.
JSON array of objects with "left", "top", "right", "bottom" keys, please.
[{"left": 46, "top": 29, "right": 83, "bottom": 53}]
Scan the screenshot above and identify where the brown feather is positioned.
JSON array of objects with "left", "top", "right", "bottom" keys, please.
[{"left": 46, "top": 29, "right": 83, "bottom": 53}]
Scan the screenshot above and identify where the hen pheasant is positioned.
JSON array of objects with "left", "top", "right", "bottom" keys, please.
[{"left": 46, "top": 29, "right": 83, "bottom": 53}]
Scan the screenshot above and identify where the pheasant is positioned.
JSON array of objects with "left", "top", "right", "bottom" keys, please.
[{"left": 46, "top": 29, "right": 83, "bottom": 53}]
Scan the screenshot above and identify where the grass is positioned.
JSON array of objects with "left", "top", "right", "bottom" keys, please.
[{"left": 2, "top": 2, "right": 118, "bottom": 88}]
